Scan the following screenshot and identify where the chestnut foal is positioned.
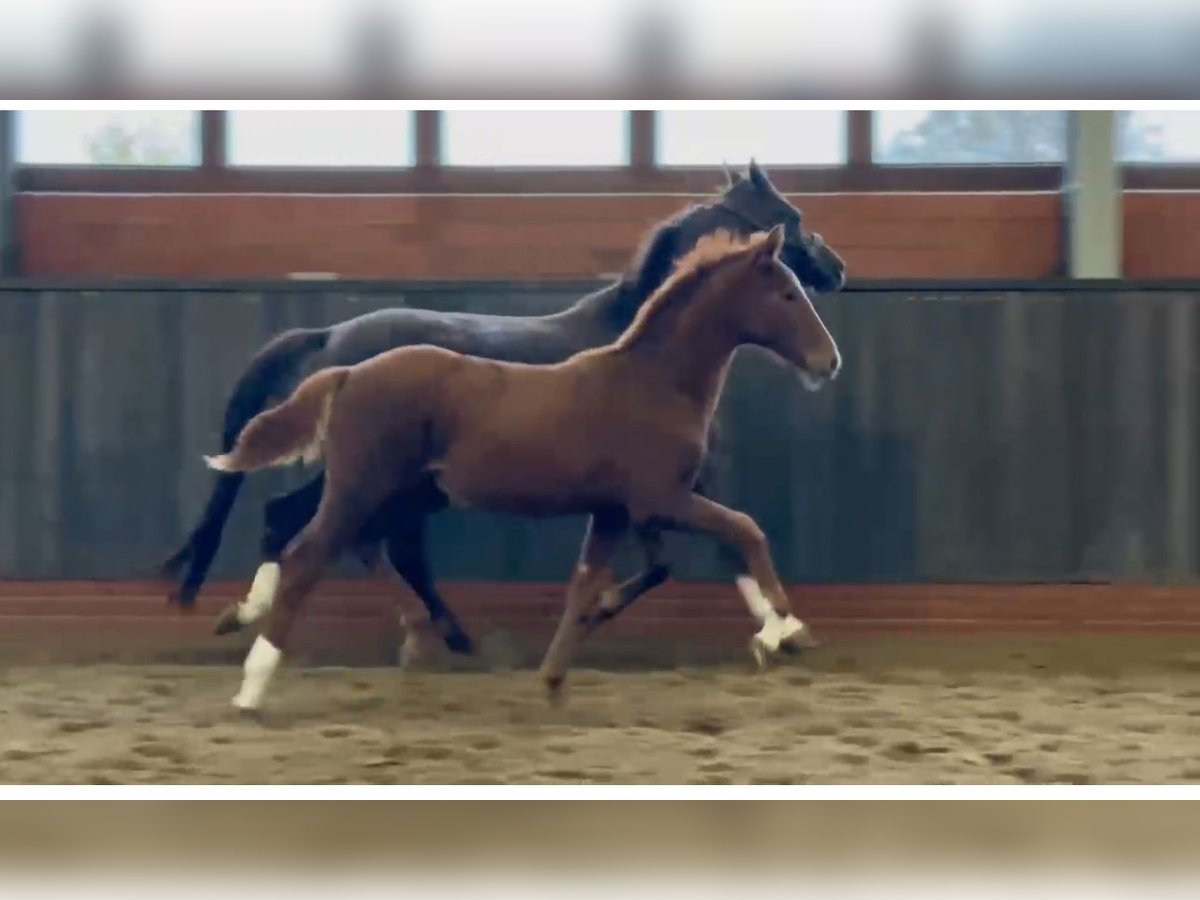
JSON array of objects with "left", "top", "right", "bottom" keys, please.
[{"left": 206, "top": 226, "right": 840, "bottom": 711}]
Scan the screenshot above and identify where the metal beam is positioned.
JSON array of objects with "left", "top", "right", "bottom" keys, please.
[
  {"left": 1065, "top": 111, "right": 1121, "bottom": 279},
  {"left": 0, "top": 110, "right": 16, "bottom": 277}
]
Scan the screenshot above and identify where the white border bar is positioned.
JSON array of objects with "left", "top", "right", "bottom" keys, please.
[
  {"left": 8, "top": 101, "right": 1200, "bottom": 111},
  {"left": 2, "top": 785, "right": 1198, "bottom": 799}
]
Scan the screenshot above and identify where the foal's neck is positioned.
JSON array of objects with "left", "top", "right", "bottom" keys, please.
[{"left": 617, "top": 299, "right": 738, "bottom": 416}]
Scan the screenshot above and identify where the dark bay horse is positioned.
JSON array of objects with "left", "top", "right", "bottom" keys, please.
[
  {"left": 206, "top": 226, "right": 841, "bottom": 710},
  {"left": 162, "top": 161, "right": 847, "bottom": 663}
]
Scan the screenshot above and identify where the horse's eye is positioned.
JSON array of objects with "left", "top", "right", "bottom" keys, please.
[{"left": 783, "top": 290, "right": 798, "bottom": 302}]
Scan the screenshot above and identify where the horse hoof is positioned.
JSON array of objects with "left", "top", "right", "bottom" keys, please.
[
  {"left": 230, "top": 700, "right": 263, "bottom": 722},
  {"left": 398, "top": 638, "right": 422, "bottom": 671},
  {"left": 543, "top": 675, "right": 568, "bottom": 707},
  {"left": 781, "top": 623, "right": 821, "bottom": 653},
  {"left": 443, "top": 630, "right": 476, "bottom": 656},
  {"left": 750, "top": 635, "right": 774, "bottom": 671},
  {"left": 213, "top": 609, "right": 244, "bottom": 636}
]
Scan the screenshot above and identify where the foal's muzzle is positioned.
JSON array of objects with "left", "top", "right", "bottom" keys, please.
[{"left": 799, "top": 350, "right": 841, "bottom": 392}]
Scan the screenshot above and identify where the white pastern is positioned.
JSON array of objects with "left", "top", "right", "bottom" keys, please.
[
  {"left": 231, "top": 635, "right": 283, "bottom": 711},
  {"left": 779, "top": 614, "right": 809, "bottom": 644}
]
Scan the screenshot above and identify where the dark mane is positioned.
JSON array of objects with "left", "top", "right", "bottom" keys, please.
[
  {"left": 619, "top": 208, "right": 691, "bottom": 298},
  {"left": 617, "top": 186, "right": 732, "bottom": 300}
]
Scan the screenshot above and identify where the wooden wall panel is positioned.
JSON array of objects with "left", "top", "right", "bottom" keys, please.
[{"left": 16, "top": 192, "right": 1063, "bottom": 280}]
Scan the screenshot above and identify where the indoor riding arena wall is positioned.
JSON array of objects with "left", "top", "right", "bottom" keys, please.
[{"left": 3, "top": 276, "right": 1200, "bottom": 665}]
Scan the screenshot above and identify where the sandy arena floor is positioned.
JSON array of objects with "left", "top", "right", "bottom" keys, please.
[{"left": 3, "top": 635, "right": 1200, "bottom": 784}]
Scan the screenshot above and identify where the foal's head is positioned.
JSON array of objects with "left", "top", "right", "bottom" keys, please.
[{"left": 688, "top": 227, "right": 841, "bottom": 389}]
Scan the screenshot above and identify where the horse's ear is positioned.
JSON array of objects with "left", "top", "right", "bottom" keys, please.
[
  {"left": 760, "top": 224, "right": 785, "bottom": 258},
  {"left": 748, "top": 158, "right": 769, "bottom": 190},
  {"left": 723, "top": 163, "right": 744, "bottom": 188}
]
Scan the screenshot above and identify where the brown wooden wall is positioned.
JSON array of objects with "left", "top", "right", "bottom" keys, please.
[
  {"left": 1124, "top": 191, "right": 1200, "bottom": 279},
  {"left": 17, "top": 191, "right": 1065, "bottom": 280},
  {"left": 18, "top": 190, "right": 1200, "bottom": 281},
  {"left": 6, "top": 580, "right": 1200, "bottom": 666}
]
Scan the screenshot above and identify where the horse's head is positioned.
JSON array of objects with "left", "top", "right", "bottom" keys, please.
[
  {"left": 680, "top": 159, "right": 847, "bottom": 295},
  {"left": 615, "top": 162, "right": 846, "bottom": 330},
  {"left": 703, "top": 226, "right": 842, "bottom": 391}
]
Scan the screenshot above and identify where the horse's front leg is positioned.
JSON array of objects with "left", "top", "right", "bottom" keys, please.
[
  {"left": 650, "top": 492, "right": 817, "bottom": 670},
  {"left": 718, "top": 542, "right": 817, "bottom": 660},
  {"left": 538, "top": 509, "right": 629, "bottom": 703},
  {"left": 692, "top": 444, "right": 815, "bottom": 659}
]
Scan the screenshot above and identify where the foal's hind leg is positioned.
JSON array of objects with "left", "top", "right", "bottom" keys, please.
[
  {"left": 214, "top": 474, "right": 325, "bottom": 636},
  {"left": 232, "top": 530, "right": 334, "bottom": 712},
  {"left": 231, "top": 498, "right": 367, "bottom": 712},
  {"left": 580, "top": 524, "right": 669, "bottom": 638}
]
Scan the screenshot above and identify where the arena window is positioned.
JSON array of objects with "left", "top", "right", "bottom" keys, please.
[
  {"left": 1118, "top": 111, "right": 1200, "bottom": 164},
  {"left": 440, "top": 111, "right": 628, "bottom": 167},
  {"left": 226, "top": 111, "right": 416, "bottom": 167},
  {"left": 872, "top": 110, "right": 1068, "bottom": 165},
  {"left": 16, "top": 110, "right": 200, "bottom": 166},
  {"left": 9, "top": 110, "right": 1068, "bottom": 194},
  {"left": 654, "top": 111, "right": 846, "bottom": 167}
]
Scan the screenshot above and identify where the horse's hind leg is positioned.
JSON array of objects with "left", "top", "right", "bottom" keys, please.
[
  {"left": 231, "top": 496, "right": 367, "bottom": 713},
  {"left": 232, "top": 531, "right": 331, "bottom": 712},
  {"left": 580, "top": 524, "right": 669, "bottom": 638},
  {"left": 384, "top": 510, "right": 475, "bottom": 656},
  {"left": 214, "top": 474, "right": 325, "bottom": 637}
]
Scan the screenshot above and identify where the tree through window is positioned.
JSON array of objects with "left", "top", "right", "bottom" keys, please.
[{"left": 18, "top": 111, "right": 200, "bottom": 166}]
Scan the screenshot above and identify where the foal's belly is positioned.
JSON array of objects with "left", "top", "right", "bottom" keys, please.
[
  {"left": 427, "top": 396, "right": 627, "bottom": 516},
  {"left": 423, "top": 361, "right": 698, "bottom": 518},
  {"left": 429, "top": 441, "right": 618, "bottom": 517}
]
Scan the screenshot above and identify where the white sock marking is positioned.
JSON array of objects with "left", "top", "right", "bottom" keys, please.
[
  {"left": 779, "top": 614, "right": 809, "bottom": 643},
  {"left": 237, "top": 562, "right": 280, "bottom": 625},
  {"left": 737, "top": 576, "right": 787, "bottom": 652},
  {"left": 232, "top": 635, "right": 282, "bottom": 710},
  {"left": 737, "top": 576, "right": 811, "bottom": 652},
  {"left": 735, "top": 575, "right": 774, "bottom": 624}
]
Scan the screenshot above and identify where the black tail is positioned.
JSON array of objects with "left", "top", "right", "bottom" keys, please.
[{"left": 162, "top": 327, "right": 331, "bottom": 607}]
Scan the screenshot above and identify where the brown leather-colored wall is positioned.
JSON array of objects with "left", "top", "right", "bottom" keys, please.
[
  {"left": 4, "top": 580, "right": 1200, "bottom": 666},
  {"left": 16, "top": 191, "right": 1063, "bottom": 280},
  {"left": 1124, "top": 191, "right": 1200, "bottom": 279}
]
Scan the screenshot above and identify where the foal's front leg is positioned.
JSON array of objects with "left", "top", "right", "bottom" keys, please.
[
  {"left": 538, "top": 510, "right": 629, "bottom": 703},
  {"left": 576, "top": 487, "right": 810, "bottom": 660},
  {"left": 652, "top": 492, "right": 816, "bottom": 668}
]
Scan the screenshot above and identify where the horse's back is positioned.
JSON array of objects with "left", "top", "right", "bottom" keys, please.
[{"left": 323, "top": 306, "right": 574, "bottom": 369}]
